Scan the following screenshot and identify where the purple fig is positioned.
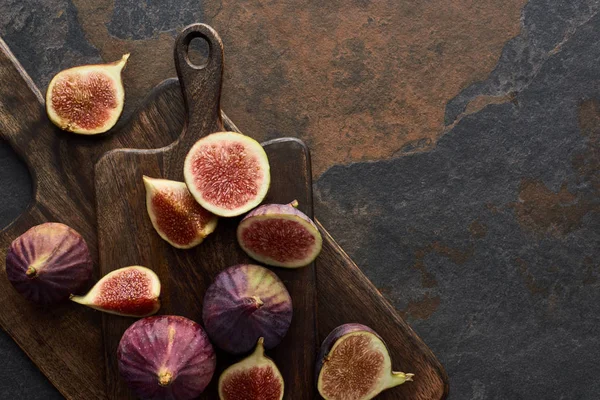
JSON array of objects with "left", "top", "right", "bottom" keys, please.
[
  {"left": 5, "top": 222, "right": 92, "bottom": 305},
  {"left": 143, "top": 176, "right": 218, "bottom": 249},
  {"left": 184, "top": 131, "right": 271, "bottom": 217},
  {"left": 218, "top": 337, "right": 284, "bottom": 400},
  {"left": 118, "top": 315, "right": 216, "bottom": 400},
  {"left": 202, "top": 264, "right": 292, "bottom": 354},
  {"left": 316, "top": 324, "right": 414, "bottom": 400},
  {"left": 70, "top": 266, "right": 161, "bottom": 317},
  {"left": 237, "top": 200, "right": 322, "bottom": 268}
]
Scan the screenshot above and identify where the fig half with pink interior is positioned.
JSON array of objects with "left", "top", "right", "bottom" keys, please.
[
  {"left": 70, "top": 266, "right": 160, "bottom": 317},
  {"left": 184, "top": 131, "right": 270, "bottom": 217},
  {"left": 202, "top": 264, "right": 292, "bottom": 354},
  {"left": 218, "top": 337, "right": 284, "bottom": 400},
  {"left": 237, "top": 200, "right": 322, "bottom": 268},
  {"left": 118, "top": 315, "right": 216, "bottom": 400},
  {"left": 5, "top": 222, "right": 93, "bottom": 305},
  {"left": 143, "top": 176, "right": 218, "bottom": 249},
  {"left": 316, "top": 323, "right": 414, "bottom": 400},
  {"left": 46, "top": 54, "right": 129, "bottom": 134}
]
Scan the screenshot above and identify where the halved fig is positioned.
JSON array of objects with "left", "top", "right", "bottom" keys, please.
[
  {"left": 5, "top": 222, "right": 92, "bottom": 305},
  {"left": 218, "top": 337, "right": 284, "bottom": 400},
  {"left": 237, "top": 200, "right": 322, "bottom": 268},
  {"left": 316, "top": 324, "right": 414, "bottom": 400},
  {"left": 184, "top": 132, "right": 271, "bottom": 217},
  {"left": 118, "top": 315, "right": 216, "bottom": 400},
  {"left": 202, "top": 264, "right": 292, "bottom": 354},
  {"left": 46, "top": 54, "right": 129, "bottom": 135},
  {"left": 143, "top": 176, "right": 218, "bottom": 249},
  {"left": 70, "top": 266, "right": 160, "bottom": 317}
]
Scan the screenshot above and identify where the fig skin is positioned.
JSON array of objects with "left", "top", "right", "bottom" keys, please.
[
  {"left": 118, "top": 315, "right": 216, "bottom": 400},
  {"left": 316, "top": 323, "right": 414, "bottom": 400},
  {"left": 218, "top": 337, "right": 284, "bottom": 400},
  {"left": 5, "top": 222, "right": 92, "bottom": 305},
  {"left": 70, "top": 266, "right": 161, "bottom": 317},
  {"left": 237, "top": 200, "right": 323, "bottom": 268},
  {"left": 183, "top": 131, "right": 271, "bottom": 217},
  {"left": 45, "top": 54, "right": 129, "bottom": 135},
  {"left": 143, "top": 176, "right": 218, "bottom": 249},
  {"left": 202, "top": 264, "right": 293, "bottom": 354}
]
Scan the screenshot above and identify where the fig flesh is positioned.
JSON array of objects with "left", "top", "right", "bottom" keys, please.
[
  {"left": 5, "top": 222, "right": 93, "bottom": 305},
  {"left": 237, "top": 200, "right": 322, "bottom": 268},
  {"left": 184, "top": 132, "right": 271, "bottom": 217},
  {"left": 46, "top": 54, "right": 129, "bottom": 135},
  {"left": 70, "top": 266, "right": 160, "bottom": 317},
  {"left": 118, "top": 315, "right": 216, "bottom": 400},
  {"left": 316, "top": 324, "right": 414, "bottom": 400},
  {"left": 143, "top": 176, "right": 218, "bottom": 249},
  {"left": 218, "top": 337, "right": 284, "bottom": 400},
  {"left": 202, "top": 264, "right": 292, "bottom": 354}
]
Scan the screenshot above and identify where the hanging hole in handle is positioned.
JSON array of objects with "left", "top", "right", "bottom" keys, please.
[{"left": 187, "top": 36, "right": 210, "bottom": 68}]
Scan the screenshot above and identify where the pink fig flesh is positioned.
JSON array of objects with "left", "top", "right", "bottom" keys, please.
[
  {"left": 202, "top": 264, "right": 292, "bottom": 354},
  {"left": 183, "top": 132, "right": 271, "bottom": 217},
  {"left": 5, "top": 222, "right": 93, "bottom": 305},
  {"left": 316, "top": 324, "right": 414, "bottom": 400},
  {"left": 219, "top": 338, "right": 284, "bottom": 400},
  {"left": 118, "top": 315, "right": 216, "bottom": 400},
  {"left": 237, "top": 201, "right": 322, "bottom": 268},
  {"left": 70, "top": 266, "right": 161, "bottom": 317},
  {"left": 143, "top": 176, "right": 218, "bottom": 249}
]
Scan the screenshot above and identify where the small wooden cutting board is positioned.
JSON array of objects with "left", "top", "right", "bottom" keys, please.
[{"left": 95, "top": 24, "right": 317, "bottom": 399}]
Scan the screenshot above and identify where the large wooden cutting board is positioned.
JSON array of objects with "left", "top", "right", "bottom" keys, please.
[
  {"left": 0, "top": 30, "right": 448, "bottom": 400},
  {"left": 96, "top": 24, "right": 316, "bottom": 399}
]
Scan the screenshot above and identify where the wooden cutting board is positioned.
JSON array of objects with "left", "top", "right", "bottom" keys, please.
[
  {"left": 0, "top": 29, "right": 448, "bottom": 400},
  {"left": 96, "top": 24, "right": 316, "bottom": 399}
]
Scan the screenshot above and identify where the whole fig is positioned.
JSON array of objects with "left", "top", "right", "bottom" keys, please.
[{"left": 5, "top": 222, "right": 92, "bottom": 305}]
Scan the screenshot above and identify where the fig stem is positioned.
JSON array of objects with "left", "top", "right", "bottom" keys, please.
[
  {"left": 288, "top": 200, "right": 299, "bottom": 208},
  {"left": 25, "top": 267, "right": 37, "bottom": 278},
  {"left": 388, "top": 372, "right": 414, "bottom": 387},
  {"left": 158, "top": 371, "right": 173, "bottom": 387},
  {"left": 253, "top": 337, "right": 266, "bottom": 358},
  {"left": 251, "top": 296, "right": 264, "bottom": 308}
]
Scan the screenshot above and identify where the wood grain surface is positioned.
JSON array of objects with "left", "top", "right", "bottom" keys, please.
[
  {"left": 96, "top": 24, "right": 317, "bottom": 399},
  {"left": 0, "top": 27, "right": 448, "bottom": 400}
]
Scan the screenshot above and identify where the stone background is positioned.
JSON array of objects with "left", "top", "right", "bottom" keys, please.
[{"left": 0, "top": 0, "right": 598, "bottom": 399}]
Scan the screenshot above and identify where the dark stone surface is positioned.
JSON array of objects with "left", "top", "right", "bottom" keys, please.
[{"left": 0, "top": 0, "right": 598, "bottom": 399}]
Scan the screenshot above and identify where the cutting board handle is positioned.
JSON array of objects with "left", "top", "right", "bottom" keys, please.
[{"left": 173, "top": 23, "right": 224, "bottom": 152}]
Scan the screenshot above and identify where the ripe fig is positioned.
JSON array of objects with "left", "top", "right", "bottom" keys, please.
[
  {"left": 218, "top": 337, "right": 284, "bottom": 400},
  {"left": 5, "top": 222, "right": 92, "bottom": 305},
  {"left": 184, "top": 132, "right": 271, "bottom": 217},
  {"left": 143, "top": 176, "right": 218, "bottom": 249},
  {"left": 316, "top": 324, "right": 414, "bottom": 400},
  {"left": 118, "top": 315, "right": 216, "bottom": 400},
  {"left": 202, "top": 264, "right": 292, "bottom": 354},
  {"left": 70, "top": 266, "right": 160, "bottom": 317},
  {"left": 237, "top": 200, "right": 322, "bottom": 268},
  {"left": 45, "top": 54, "right": 129, "bottom": 135}
]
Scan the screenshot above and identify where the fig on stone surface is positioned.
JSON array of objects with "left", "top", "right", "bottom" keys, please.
[
  {"left": 45, "top": 54, "right": 129, "bottom": 135},
  {"left": 202, "top": 264, "right": 292, "bottom": 354},
  {"left": 237, "top": 200, "right": 322, "bottom": 268},
  {"left": 184, "top": 131, "right": 271, "bottom": 217},
  {"left": 316, "top": 323, "right": 414, "bottom": 400},
  {"left": 5, "top": 222, "right": 93, "bottom": 305},
  {"left": 143, "top": 176, "right": 218, "bottom": 249},
  {"left": 70, "top": 266, "right": 160, "bottom": 317},
  {"left": 118, "top": 315, "right": 216, "bottom": 400},
  {"left": 218, "top": 337, "right": 284, "bottom": 400}
]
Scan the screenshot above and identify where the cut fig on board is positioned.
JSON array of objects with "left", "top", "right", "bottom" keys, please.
[
  {"left": 45, "top": 54, "right": 129, "bottom": 135},
  {"left": 316, "top": 323, "right": 414, "bottom": 400},
  {"left": 5, "top": 222, "right": 93, "bottom": 305},
  {"left": 118, "top": 315, "right": 216, "bottom": 400},
  {"left": 143, "top": 176, "right": 218, "bottom": 249},
  {"left": 237, "top": 200, "right": 322, "bottom": 268},
  {"left": 70, "top": 266, "right": 160, "bottom": 317},
  {"left": 184, "top": 131, "right": 271, "bottom": 217},
  {"left": 202, "top": 264, "right": 292, "bottom": 354},
  {"left": 218, "top": 337, "right": 284, "bottom": 400}
]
